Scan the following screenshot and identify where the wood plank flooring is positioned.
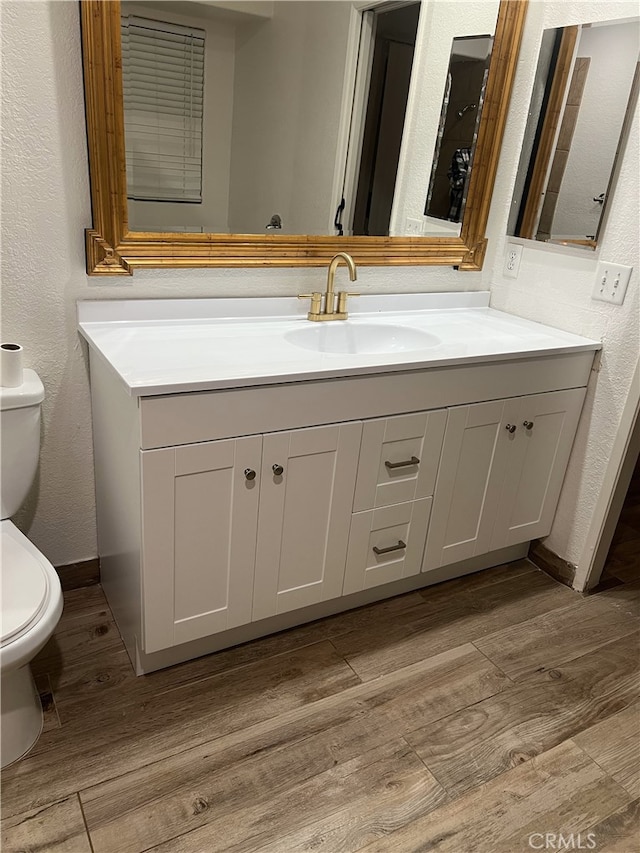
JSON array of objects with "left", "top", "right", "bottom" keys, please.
[{"left": 2, "top": 553, "right": 639, "bottom": 853}]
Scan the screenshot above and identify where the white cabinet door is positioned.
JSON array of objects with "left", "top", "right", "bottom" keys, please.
[
  {"left": 252, "top": 422, "right": 362, "bottom": 621},
  {"left": 491, "top": 388, "right": 585, "bottom": 549},
  {"left": 141, "top": 436, "right": 262, "bottom": 653},
  {"left": 353, "top": 410, "right": 446, "bottom": 511},
  {"left": 343, "top": 498, "right": 433, "bottom": 595},
  {"left": 423, "top": 398, "right": 520, "bottom": 572}
]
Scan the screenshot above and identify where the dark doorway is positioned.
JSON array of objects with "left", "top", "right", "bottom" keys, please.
[{"left": 352, "top": 3, "right": 420, "bottom": 236}]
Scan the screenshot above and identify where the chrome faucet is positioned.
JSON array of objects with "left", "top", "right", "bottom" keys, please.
[{"left": 298, "top": 252, "right": 359, "bottom": 321}]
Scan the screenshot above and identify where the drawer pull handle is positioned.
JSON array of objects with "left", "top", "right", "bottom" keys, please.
[
  {"left": 385, "top": 456, "right": 420, "bottom": 470},
  {"left": 523, "top": 421, "right": 534, "bottom": 430},
  {"left": 373, "top": 540, "right": 407, "bottom": 555},
  {"left": 244, "top": 468, "right": 257, "bottom": 481},
  {"left": 272, "top": 464, "right": 284, "bottom": 476},
  {"left": 505, "top": 424, "right": 517, "bottom": 434}
]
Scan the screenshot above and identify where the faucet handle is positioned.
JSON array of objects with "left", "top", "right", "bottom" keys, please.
[
  {"left": 336, "top": 291, "right": 360, "bottom": 314},
  {"left": 298, "top": 291, "right": 323, "bottom": 316}
]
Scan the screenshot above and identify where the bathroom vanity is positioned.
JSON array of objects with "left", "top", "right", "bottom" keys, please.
[{"left": 78, "top": 293, "right": 600, "bottom": 674}]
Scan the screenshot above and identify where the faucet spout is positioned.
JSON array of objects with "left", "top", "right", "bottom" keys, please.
[
  {"left": 298, "top": 252, "right": 359, "bottom": 321},
  {"left": 325, "top": 252, "right": 357, "bottom": 315}
]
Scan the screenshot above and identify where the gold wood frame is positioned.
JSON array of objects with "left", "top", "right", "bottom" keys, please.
[
  {"left": 81, "top": 0, "right": 527, "bottom": 275},
  {"left": 519, "top": 25, "right": 578, "bottom": 240}
]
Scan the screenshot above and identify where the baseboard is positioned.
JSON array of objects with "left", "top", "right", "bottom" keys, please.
[
  {"left": 54, "top": 557, "right": 100, "bottom": 591},
  {"left": 528, "top": 540, "right": 576, "bottom": 588}
]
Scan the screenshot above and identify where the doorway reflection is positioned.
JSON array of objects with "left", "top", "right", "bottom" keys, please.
[
  {"left": 351, "top": 3, "right": 420, "bottom": 236},
  {"left": 424, "top": 35, "right": 492, "bottom": 226}
]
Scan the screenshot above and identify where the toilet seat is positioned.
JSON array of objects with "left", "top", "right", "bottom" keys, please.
[{"left": 1, "top": 520, "right": 53, "bottom": 647}]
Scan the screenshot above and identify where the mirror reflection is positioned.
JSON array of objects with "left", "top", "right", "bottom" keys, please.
[
  {"left": 121, "top": 0, "right": 499, "bottom": 238},
  {"left": 509, "top": 18, "right": 639, "bottom": 249},
  {"left": 424, "top": 34, "right": 492, "bottom": 231},
  {"left": 348, "top": 3, "right": 420, "bottom": 236}
]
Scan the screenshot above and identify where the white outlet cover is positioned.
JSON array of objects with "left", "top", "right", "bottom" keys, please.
[{"left": 503, "top": 243, "right": 523, "bottom": 279}]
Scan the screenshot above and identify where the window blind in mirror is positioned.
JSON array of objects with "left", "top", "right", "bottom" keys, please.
[{"left": 121, "top": 15, "right": 205, "bottom": 203}]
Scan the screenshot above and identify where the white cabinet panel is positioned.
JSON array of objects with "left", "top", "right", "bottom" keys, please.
[
  {"left": 252, "top": 422, "right": 362, "bottom": 621},
  {"left": 353, "top": 410, "right": 446, "bottom": 511},
  {"left": 491, "top": 388, "right": 585, "bottom": 549},
  {"left": 343, "top": 498, "right": 432, "bottom": 595},
  {"left": 140, "top": 436, "right": 261, "bottom": 653},
  {"left": 425, "top": 389, "right": 587, "bottom": 573},
  {"left": 423, "top": 398, "right": 520, "bottom": 572}
]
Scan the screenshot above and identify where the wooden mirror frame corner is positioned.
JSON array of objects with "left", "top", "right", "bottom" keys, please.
[{"left": 80, "top": 0, "right": 527, "bottom": 276}]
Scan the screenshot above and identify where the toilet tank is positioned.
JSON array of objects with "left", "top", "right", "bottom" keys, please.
[{"left": 0, "top": 370, "right": 45, "bottom": 520}]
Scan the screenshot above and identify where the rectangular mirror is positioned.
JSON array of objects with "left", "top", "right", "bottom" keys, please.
[
  {"left": 509, "top": 17, "right": 639, "bottom": 250},
  {"left": 80, "top": 0, "right": 527, "bottom": 274}
]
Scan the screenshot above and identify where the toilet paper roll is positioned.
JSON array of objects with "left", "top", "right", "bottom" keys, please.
[{"left": 1, "top": 343, "right": 24, "bottom": 387}]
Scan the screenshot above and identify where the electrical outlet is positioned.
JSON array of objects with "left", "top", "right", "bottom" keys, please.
[
  {"left": 405, "top": 217, "right": 423, "bottom": 235},
  {"left": 592, "top": 261, "right": 633, "bottom": 304},
  {"left": 503, "top": 243, "right": 523, "bottom": 278}
]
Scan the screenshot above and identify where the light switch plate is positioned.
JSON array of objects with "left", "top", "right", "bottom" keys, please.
[
  {"left": 503, "top": 243, "right": 523, "bottom": 278},
  {"left": 592, "top": 261, "right": 633, "bottom": 304}
]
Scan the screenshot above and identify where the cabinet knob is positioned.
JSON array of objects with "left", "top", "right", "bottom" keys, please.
[
  {"left": 244, "top": 468, "right": 257, "bottom": 481},
  {"left": 272, "top": 464, "right": 284, "bottom": 476},
  {"left": 505, "top": 424, "right": 517, "bottom": 434},
  {"left": 523, "top": 421, "right": 534, "bottom": 430}
]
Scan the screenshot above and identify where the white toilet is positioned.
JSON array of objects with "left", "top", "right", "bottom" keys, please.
[{"left": 0, "top": 370, "right": 63, "bottom": 768}]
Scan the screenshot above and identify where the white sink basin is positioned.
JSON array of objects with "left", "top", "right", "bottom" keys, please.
[{"left": 285, "top": 322, "right": 440, "bottom": 355}]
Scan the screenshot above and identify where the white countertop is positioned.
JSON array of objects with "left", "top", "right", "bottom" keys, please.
[{"left": 77, "top": 293, "right": 601, "bottom": 397}]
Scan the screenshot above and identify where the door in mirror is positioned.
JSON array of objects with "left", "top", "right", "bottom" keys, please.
[
  {"left": 509, "top": 19, "right": 639, "bottom": 250},
  {"left": 350, "top": 3, "right": 420, "bottom": 237}
]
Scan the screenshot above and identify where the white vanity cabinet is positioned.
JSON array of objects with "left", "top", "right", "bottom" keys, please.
[
  {"left": 79, "top": 295, "right": 600, "bottom": 674},
  {"left": 139, "top": 387, "right": 585, "bottom": 653},
  {"left": 424, "top": 388, "right": 585, "bottom": 571}
]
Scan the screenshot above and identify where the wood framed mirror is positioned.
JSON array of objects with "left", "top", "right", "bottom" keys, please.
[{"left": 80, "top": 0, "right": 527, "bottom": 275}]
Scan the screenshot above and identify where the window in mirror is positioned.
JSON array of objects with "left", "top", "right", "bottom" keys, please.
[
  {"left": 509, "top": 18, "right": 639, "bottom": 250},
  {"left": 121, "top": 14, "right": 205, "bottom": 204},
  {"left": 424, "top": 35, "right": 492, "bottom": 231}
]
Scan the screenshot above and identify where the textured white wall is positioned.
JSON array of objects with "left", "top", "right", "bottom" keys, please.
[
  {"left": 488, "top": 1, "right": 640, "bottom": 568},
  {"left": 0, "top": 0, "right": 483, "bottom": 566}
]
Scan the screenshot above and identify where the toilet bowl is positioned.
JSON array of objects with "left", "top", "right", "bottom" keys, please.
[
  {"left": 0, "top": 369, "right": 63, "bottom": 768},
  {"left": 1, "top": 521, "right": 63, "bottom": 766}
]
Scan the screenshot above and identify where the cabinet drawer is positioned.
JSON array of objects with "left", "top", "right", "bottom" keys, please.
[
  {"left": 343, "top": 498, "right": 432, "bottom": 595},
  {"left": 353, "top": 410, "right": 446, "bottom": 511}
]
